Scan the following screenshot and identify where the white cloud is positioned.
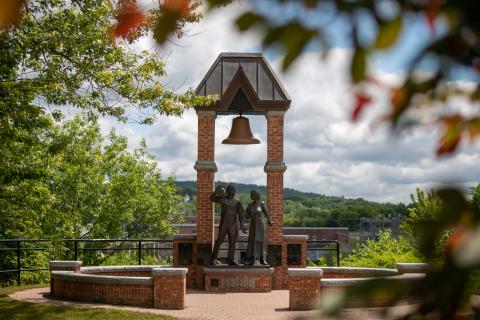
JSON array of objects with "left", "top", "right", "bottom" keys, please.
[{"left": 99, "top": 3, "right": 480, "bottom": 204}]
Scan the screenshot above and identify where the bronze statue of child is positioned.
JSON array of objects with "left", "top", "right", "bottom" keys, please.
[{"left": 245, "top": 190, "right": 272, "bottom": 266}]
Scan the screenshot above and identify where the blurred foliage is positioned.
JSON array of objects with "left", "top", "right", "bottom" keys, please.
[
  {"left": 321, "top": 185, "right": 480, "bottom": 318},
  {"left": 344, "top": 230, "right": 421, "bottom": 269},
  {"left": 230, "top": 0, "right": 480, "bottom": 156}
]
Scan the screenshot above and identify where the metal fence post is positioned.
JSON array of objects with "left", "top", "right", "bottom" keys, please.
[
  {"left": 336, "top": 241, "right": 340, "bottom": 266},
  {"left": 74, "top": 240, "right": 78, "bottom": 261},
  {"left": 138, "top": 240, "right": 142, "bottom": 265},
  {"left": 16, "top": 241, "right": 21, "bottom": 286}
]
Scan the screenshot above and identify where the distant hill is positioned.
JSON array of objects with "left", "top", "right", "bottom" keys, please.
[
  {"left": 174, "top": 180, "right": 409, "bottom": 230},
  {"left": 176, "top": 180, "right": 328, "bottom": 200}
]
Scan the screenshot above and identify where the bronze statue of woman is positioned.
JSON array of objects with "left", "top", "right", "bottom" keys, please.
[{"left": 245, "top": 190, "right": 272, "bottom": 265}]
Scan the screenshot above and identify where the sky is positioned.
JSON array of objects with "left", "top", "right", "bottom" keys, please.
[{"left": 97, "top": 1, "right": 480, "bottom": 204}]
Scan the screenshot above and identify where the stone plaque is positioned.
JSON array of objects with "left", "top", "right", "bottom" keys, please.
[
  {"left": 287, "top": 243, "right": 301, "bottom": 265},
  {"left": 178, "top": 243, "right": 193, "bottom": 265},
  {"left": 267, "top": 245, "right": 282, "bottom": 266},
  {"left": 221, "top": 277, "right": 255, "bottom": 289}
]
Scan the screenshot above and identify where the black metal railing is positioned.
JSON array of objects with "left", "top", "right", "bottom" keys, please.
[{"left": 0, "top": 238, "right": 340, "bottom": 285}]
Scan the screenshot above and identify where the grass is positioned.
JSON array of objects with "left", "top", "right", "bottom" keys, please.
[{"left": 0, "top": 284, "right": 174, "bottom": 320}]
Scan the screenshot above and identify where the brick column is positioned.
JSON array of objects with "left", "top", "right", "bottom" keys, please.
[
  {"left": 288, "top": 268, "right": 323, "bottom": 310},
  {"left": 194, "top": 111, "right": 216, "bottom": 287},
  {"left": 265, "top": 111, "right": 286, "bottom": 289},
  {"left": 194, "top": 110, "right": 217, "bottom": 247},
  {"left": 265, "top": 111, "right": 286, "bottom": 244},
  {"left": 152, "top": 268, "right": 187, "bottom": 310},
  {"left": 49, "top": 261, "right": 82, "bottom": 296}
]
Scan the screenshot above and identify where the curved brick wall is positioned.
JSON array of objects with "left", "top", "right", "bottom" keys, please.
[
  {"left": 289, "top": 266, "right": 426, "bottom": 310},
  {"left": 49, "top": 262, "right": 187, "bottom": 310}
]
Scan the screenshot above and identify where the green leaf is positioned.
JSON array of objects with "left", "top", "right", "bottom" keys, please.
[
  {"left": 235, "top": 12, "right": 263, "bottom": 31},
  {"left": 351, "top": 48, "right": 367, "bottom": 83},
  {"left": 375, "top": 16, "right": 403, "bottom": 49}
]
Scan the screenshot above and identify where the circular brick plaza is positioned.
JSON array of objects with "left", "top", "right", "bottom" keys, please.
[{"left": 10, "top": 286, "right": 417, "bottom": 320}]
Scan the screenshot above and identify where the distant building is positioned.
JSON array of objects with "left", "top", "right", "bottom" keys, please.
[{"left": 173, "top": 216, "right": 348, "bottom": 243}]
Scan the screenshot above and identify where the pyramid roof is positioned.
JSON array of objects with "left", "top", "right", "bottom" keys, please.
[{"left": 195, "top": 53, "right": 291, "bottom": 114}]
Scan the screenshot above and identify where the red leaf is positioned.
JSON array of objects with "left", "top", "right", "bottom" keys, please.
[
  {"left": 164, "top": 0, "right": 191, "bottom": 16},
  {"left": 425, "top": 0, "right": 441, "bottom": 33},
  {"left": 113, "top": 1, "right": 146, "bottom": 38},
  {"left": 436, "top": 115, "right": 463, "bottom": 156},
  {"left": 351, "top": 93, "right": 372, "bottom": 121},
  {"left": 0, "top": 0, "right": 27, "bottom": 29}
]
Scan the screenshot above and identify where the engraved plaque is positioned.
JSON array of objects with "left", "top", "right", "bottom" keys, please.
[
  {"left": 178, "top": 243, "right": 193, "bottom": 265},
  {"left": 287, "top": 243, "right": 301, "bottom": 265},
  {"left": 267, "top": 245, "right": 282, "bottom": 266},
  {"left": 221, "top": 277, "right": 255, "bottom": 289}
]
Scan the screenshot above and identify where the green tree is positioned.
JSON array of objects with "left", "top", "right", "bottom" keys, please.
[
  {"left": 344, "top": 230, "right": 420, "bottom": 269},
  {"left": 48, "top": 116, "right": 181, "bottom": 240}
]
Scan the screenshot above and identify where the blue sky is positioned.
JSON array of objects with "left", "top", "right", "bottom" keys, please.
[{"left": 96, "top": 1, "right": 480, "bottom": 204}]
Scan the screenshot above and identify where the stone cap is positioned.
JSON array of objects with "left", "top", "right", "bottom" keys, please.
[
  {"left": 49, "top": 261, "right": 82, "bottom": 269},
  {"left": 151, "top": 267, "right": 188, "bottom": 276},
  {"left": 81, "top": 265, "right": 162, "bottom": 274},
  {"left": 396, "top": 263, "right": 428, "bottom": 274},
  {"left": 288, "top": 268, "right": 323, "bottom": 277},
  {"left": 264, "top": 161, "right": 287, "bottom": 173},
  {"left": 51, "top": 270, "right": 152, "bottom": 285},
  {"left": 173, "top": 234, "right": 197, "bottom": 240},
  {"left": 321, "top": 273, "right": 424, "bottom": 287},
  {"left": 315, "top": 266, "right": 397, "bottom": 276},
  {"left": 203, "top": 267, "right": 274, "bottom": 275},
  {"left": 283, "top": 235, "right": 309, "bottom": 241},
  {"left": 194, "top": 160, "right": 217, "bottom": 172}
]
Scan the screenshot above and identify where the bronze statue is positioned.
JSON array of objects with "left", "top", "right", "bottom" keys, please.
[
  {"left": 209, "top": 185, "right": 246, "bottom": 265},
  {"left": 245, "top": 190, "right": 272, "bottom": 265}
]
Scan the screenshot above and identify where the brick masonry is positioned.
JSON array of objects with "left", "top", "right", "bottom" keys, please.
[
  {"left": 173, "top": 236, "right": 200, "bottom": 289},
  {"left": 265, "top": 112, "right": 286, "bottom": 289},
  {"left": 281, "top": 236, "right": 308, "bottom": 289},
  {"left": 52, "top": 278, "right": 153, "bottom": 307},
  {"left": 50, "top": 264, "right": 187, "bottom": 310},
  {"left": 196, "top": 111, "right": 215, "bottom": 247},
  {"left": 153, "top": 274, "right": 186, "bottom": 309},
  {"left": 288, "top": 269, "right": 323, "bottom": 310}
]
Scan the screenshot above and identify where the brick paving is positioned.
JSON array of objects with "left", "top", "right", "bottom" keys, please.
[{"left": 10, "top": 287, "right": 416, "bottom": 320}]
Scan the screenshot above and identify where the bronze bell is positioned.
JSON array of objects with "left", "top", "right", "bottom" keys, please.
[{"left": 222, "top": 116, "right": 260, "bottom": 144}]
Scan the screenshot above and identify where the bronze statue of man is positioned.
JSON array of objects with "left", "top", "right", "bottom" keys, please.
[
  {"left": 245, "top": 190, "right": 272, "bottom": 265},
  {"left": 209, "top": 185, "right": 246, "bottom": 265}
]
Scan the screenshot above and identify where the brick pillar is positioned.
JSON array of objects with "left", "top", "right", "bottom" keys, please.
[
  {"left": 49, "top": 261, "right": 82, "bottom": 296},
  {"left": 195, "top": 110, "right": 217, "bottom": 246},
  {"left": 288, "top": 268, "right": 323, "bottom": 310},
  {"left": 194, "top": 111, "right": 217, "bottom": 287},
  {"left": 152, "top": 268, "right": 187, "bottom": 310},
  {"left": 265, "top": 111, "right": 286, "bottom": 289}
]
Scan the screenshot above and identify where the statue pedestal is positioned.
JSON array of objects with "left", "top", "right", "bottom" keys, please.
[{"left": 203, "top": 266, "right": 274, "bottom": 292}]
